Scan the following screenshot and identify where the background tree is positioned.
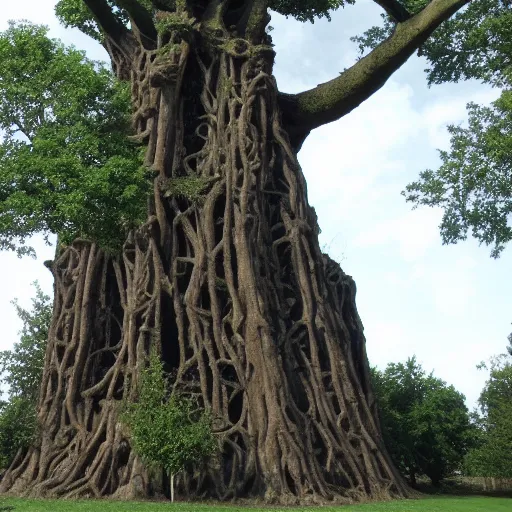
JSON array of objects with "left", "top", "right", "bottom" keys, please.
[
  {"left": 464, "top": 350, "right": 512, "bottom": 478},
  {"left": 0, "top": 283, "right": 52, "bottom": 470},
  {"left": 0, "top": 21, "right": 149, "bottom": 255},
  {"left": 0, "top": 0, "right": 471, "bottom": 501},
  {"left": 405, "top": 1, "right": 512, "bottom": 258},
  {"left": 122, "top": 349, "right": 216, "bottom": 502},
  {"left": 352, "top": 1, "right": 512, "bottom": 258},
  {"left": 403, "top": 87, "right": 512, "bottom": 258},
  {"left": 0, "top": 283, "right": 52, "bottom": 403},
  {"left": 372, "top": 357, "right": 474, "bottom": 487}
]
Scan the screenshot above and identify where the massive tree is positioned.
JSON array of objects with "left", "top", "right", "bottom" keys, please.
[{"left": 0, "top": 0, "right": 470, "bottom": 502}]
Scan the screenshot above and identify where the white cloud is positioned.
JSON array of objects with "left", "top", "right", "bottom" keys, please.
[
  {"left": 421, "top": 88, "right": 502, "bottom": 150},
  {"left": 366, "top": 321, "right": 411, "bottom": 368},
  {"left": 298, "top": 79, "right": 422, "bottom": 226},
  {"left": 429, "top": 255, "right": 477, "bottom": 316},
  {"left": 353, "top": 207, "right": 443, "bottom": 262},
  {"left": 1, "top": 1, "right": 57, "bottom": 27}
]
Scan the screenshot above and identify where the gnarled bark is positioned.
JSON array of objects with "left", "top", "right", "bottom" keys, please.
[{"left": 0, "top": 0, "right": 413, "bottom": 503}]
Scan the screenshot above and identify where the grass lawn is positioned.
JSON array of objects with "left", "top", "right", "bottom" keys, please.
[{"left": 0, "top": 496, "right": 509, "bottom": 512}]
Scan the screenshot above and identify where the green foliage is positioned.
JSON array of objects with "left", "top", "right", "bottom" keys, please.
[
  {"left": 403, "top": 90, "right": 512, "bottom": 258},
  {"left": 420, "top": 0, "right": 512, "bottom": 88},
  {"left": 372, "top": 357, "right": 474, "bottom": 485},
  {"left": 0, "top": 398, "right": 38, "bottom": 469},
  {"left": 396, "top": 1, "right": 512, "bottom": 257},
  {"left": 55, "top": 0, "right": 129, "bottom": 41},
  {"left": 55, "top": 0, "right": 352, "bottom": 35},
  {"left": 163, "top": 176, "right": 211, "bottom": 204},
  {"left": 0, "top": 283, "right": 51, "bottom": 402},
  {"left": 464, "top": 352, "right": 512, "bottom": 478},
  {"left": 0, "top": 22, "right": 150, "bottom": 255},
  {"left": 464, "top": 403, "right": 512, "bottom": 478},
  {"left": 350, "top": 1, "right": 429, "bottom": 56},
  {"left": 122, "top": 349, "right": 216, "bottom": 479},
  {"left": 478, "top": 355, "right": 512, "bottom": 414},
  {"left": 269, "top": 0, "right": 351, "bottom": 23},
  {"left": 0, "top": 283, "right": 50, "bottom": 469}
]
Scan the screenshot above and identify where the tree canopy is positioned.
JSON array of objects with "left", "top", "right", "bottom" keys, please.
[
  {"left": 351, "top": 1, "right": 512, "bottom": 257},
  {"left": 372, "top": 357, "right": 474, "bottom": 486},
  {"left": 0, "top": 21, "right": 150, "bottom": 255},
  {"left": 406, "top": 1, "right": 512, "bottom": 257}
]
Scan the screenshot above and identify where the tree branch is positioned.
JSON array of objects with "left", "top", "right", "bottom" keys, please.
[
  {"left": 280, "top": 0, "right": 470, "bottom": 135},
  {"left": 117, "top": 0, "right": 157, "bottom": 42},
  {"left": 82, "top": 0, "right": 130, "bottom": 46},
  {"left": 372, "top": 0, "right": 413, "bottom": 22}
]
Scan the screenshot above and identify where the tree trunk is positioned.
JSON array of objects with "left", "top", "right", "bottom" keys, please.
[{"left": 0, "top": 4, "right": 409, "bottom": 503}]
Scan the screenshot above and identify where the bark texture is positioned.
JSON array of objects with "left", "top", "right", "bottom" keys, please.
[{"left": 0, "top": 0, "right": 413, "bottom": 503}]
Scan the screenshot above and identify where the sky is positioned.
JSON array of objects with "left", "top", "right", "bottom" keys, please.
[{"left": 1, "top": 0, "right": 511, "bottom": 410}]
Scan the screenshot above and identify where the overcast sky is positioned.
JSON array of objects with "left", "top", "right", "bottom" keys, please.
[{"left": 1, "top": 1, "right": 511, "bottom": 409}]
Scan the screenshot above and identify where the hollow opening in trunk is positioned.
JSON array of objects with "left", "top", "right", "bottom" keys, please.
[
  {"left": 284, "top": 466, "right": 297, "bottom": 495},
  {"left": 161, "top": 293, "right": 180, "bottom": 373},
  {"left": 228, "top": 389, "right": 243, "bottom": 424}
]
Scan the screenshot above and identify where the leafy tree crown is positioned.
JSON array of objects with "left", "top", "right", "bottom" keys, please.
[{"left": 0, "top": 22, "right": 150, "bottom": 255}]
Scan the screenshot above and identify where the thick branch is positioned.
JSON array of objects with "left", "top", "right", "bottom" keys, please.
[
  {"left": 280, "top": 0, "right": 470, "bottom": 134},
  {"left": 117, "top": 0, "right": 157, "bottom": 42},
  {"left": 82, "top": 0, "right": 130, "bottom": 46},
  {"left": 373, "top": 0, "right": 413, "bottom": 22}
]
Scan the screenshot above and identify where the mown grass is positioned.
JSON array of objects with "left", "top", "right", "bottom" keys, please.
[{"left": 0, "top": 496, "right": 510, "bottom": 512}]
